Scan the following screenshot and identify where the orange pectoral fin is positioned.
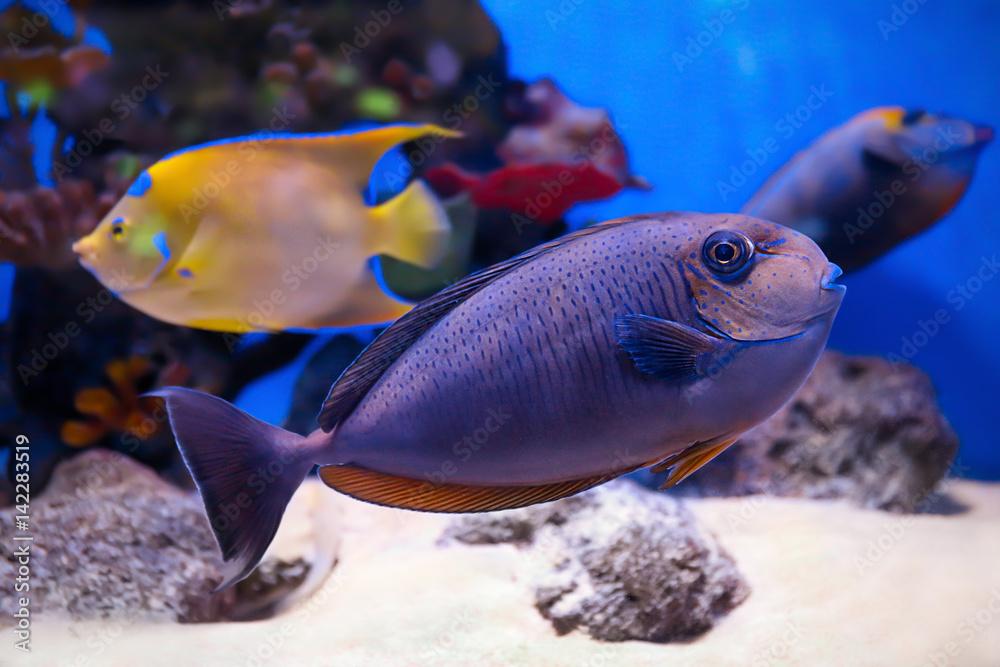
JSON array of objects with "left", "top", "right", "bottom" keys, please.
[
  {"left": 318, "top": 464, "right": 626, "bottom": 513},
  {"left": 652, "top": 436, "right": 738, "bottom": 489}
]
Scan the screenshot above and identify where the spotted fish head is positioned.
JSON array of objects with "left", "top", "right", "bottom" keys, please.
[
  {"left": 72, "top": 169, "right": 189, "bottom": 292},
  {"left": 676, "top": 215, "right": 845, "bottom": 341}
]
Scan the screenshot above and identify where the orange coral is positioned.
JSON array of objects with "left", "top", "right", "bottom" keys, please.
[
  {"left": 60, "top": 356, "right": 189, "bottom": 448},
  {"left": 0, "top": 179, "right": 115, "bottom": 270},
  {"left": 0, "top": 45, "right": 110, "bottom": 90}
]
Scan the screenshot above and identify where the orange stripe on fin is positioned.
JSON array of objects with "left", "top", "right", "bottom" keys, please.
[
  {"left": 652, "top": 436, "right": 738, "bottom": 488},
  {"left": 317, "top": 464, "right": 629, "bottom": 513}
]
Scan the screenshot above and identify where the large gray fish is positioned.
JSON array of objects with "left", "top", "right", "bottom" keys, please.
[
  {"left": 743, "top": 107, "right": 992, "bottom": 272},
  {"left": 153, "top": 213, "right": 845, "bottom": 587}
]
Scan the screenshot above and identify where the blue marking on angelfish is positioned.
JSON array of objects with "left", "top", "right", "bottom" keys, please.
[
  {"left": 144, "top": 231, "right": 173, "bottom": 283},
  {"left": 178, "top": 268, "right": 194, "bottom": 278},
  {"left": 367, "top": 256, "right": 415, "bottom": 305},
  {"left": 152, "top": 231, "right": 171, "bottom": 260},
  {"left": 127, "top": 171, "right": 153, "bottom": 197},
  {"left": 760, "top": 238, "right": 787, "bottom": 250}
]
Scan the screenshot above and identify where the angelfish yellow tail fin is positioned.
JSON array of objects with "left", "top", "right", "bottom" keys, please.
[{"left": 369, "top": 180, "right": 452, "bottom": 269}]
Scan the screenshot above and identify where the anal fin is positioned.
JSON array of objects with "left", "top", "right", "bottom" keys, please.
[
  {"left": 318, "top": 464, "right": 627, "bottom": 513},
  {"left": 652, "top": 436, "right": 738, "bottom": 489}
]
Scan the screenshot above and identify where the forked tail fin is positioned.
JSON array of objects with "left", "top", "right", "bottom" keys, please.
[
  {"left": 369, "top": 179, "right": 452, "bottom": 269},
  {"left": 150, "top": 387, "right": 318, "bottom": 589}
]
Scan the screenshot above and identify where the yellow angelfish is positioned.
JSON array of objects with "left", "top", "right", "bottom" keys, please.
[{"left": 72, "top": 125, "right": 459, "bottom": 332}]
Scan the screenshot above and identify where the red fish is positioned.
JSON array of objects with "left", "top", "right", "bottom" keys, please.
[{"left": 425, "top": 161, "right": 623, "bottom": 223}]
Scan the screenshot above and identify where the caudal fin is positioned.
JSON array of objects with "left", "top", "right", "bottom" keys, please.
[
  {"left": 150, "top": 387, "right": 317, "bottom": 589},
  {"left": 370, "top": 179, "right": 452, "bottom": 269}
]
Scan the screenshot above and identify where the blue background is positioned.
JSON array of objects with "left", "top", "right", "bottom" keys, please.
[
  {"left": 2, "top": 1, "right": 997, "bottom": 479},
  {"left": 478, "top": 0, "right": 1000, "bottom": 479}
]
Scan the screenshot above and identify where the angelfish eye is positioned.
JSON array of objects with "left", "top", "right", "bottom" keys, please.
[
  {"left": 702, "top": 230, "right": 753, "bottom": 275},
  {"left": 110, "top": 217, "right": 126, "bottom": 240}
]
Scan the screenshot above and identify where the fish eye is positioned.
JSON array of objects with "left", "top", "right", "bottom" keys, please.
[
  {"left": 702, "top": 230, "right": 753, "bottom": 276},
  {"left": 110, "top": 217, "right": 126, "bottom": 241}
]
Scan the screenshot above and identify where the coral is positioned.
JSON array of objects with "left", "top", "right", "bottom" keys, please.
[
  {"left": 59, "top": 355, "right": 186, "bottom": 447},
  {"left": 498, "top": 78, "right": 648, "bottom": 188},
  {"left": 0, "top": 178, "right": 114, "bottom": 269},
  {"left": 0, "top": 44, "right": 110, "bottom": 92},
  {"left": 52, "top": 0, "right": 508, "bottom": 160},
  {"left": 443, "top": 479, "right": 749, "bottom": 643},
  {"left": 0, "top": 449, "right": 325, "bottom": 622}
]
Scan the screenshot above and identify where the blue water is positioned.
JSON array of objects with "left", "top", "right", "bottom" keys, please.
[
  {"left": 1, "top": 1, "right": 997, "bottom": 479},
  {"left": 481, "top": 0, "right": 1000, "bottom": 478}
]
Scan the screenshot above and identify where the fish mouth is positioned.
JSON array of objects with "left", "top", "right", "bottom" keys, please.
[
  {"left": 821, "top": 262, "right": 846, "bottom": 293},
  {"left": 71, "top": 239, "right": 101, "bottom": 277},
  {"left": 695, "top": 263, "right": 845, "bottom": 344},
  {"left": 72, "top": 238, "right": 94, "bottom": 262}
]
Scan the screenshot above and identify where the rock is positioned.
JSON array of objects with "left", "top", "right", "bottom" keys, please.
[
  {"left": 0, "top": 450, "right": 330, "bottom": 622},
  {"left": 444, "top": 479, "right": 749, "bottom": 642},
  {"left": 669, "top": 351, "right": 959, "bottom": 512}
]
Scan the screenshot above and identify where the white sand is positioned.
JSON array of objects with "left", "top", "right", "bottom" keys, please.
[{"left": 4, "top": 480, "right": 999, "bottom": 667}]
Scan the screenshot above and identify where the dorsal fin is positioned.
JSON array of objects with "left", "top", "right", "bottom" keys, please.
[
  {"left": 161, "top": 124, "right": 461, "bottom": 190},
  {"left": 316, "top": 217, "right": 645, "bottom": 431},
  {"left": 285, "top": 124, "right": 461, "bottom": 188}
]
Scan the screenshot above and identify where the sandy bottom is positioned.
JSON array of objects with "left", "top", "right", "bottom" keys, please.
[{"left": 5, "top": 480, "right": 999, "bottom": 667}]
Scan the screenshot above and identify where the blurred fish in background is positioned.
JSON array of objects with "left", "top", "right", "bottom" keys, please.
[{"left": 743, "top": 106, "right": 992, "bottom": 272}]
